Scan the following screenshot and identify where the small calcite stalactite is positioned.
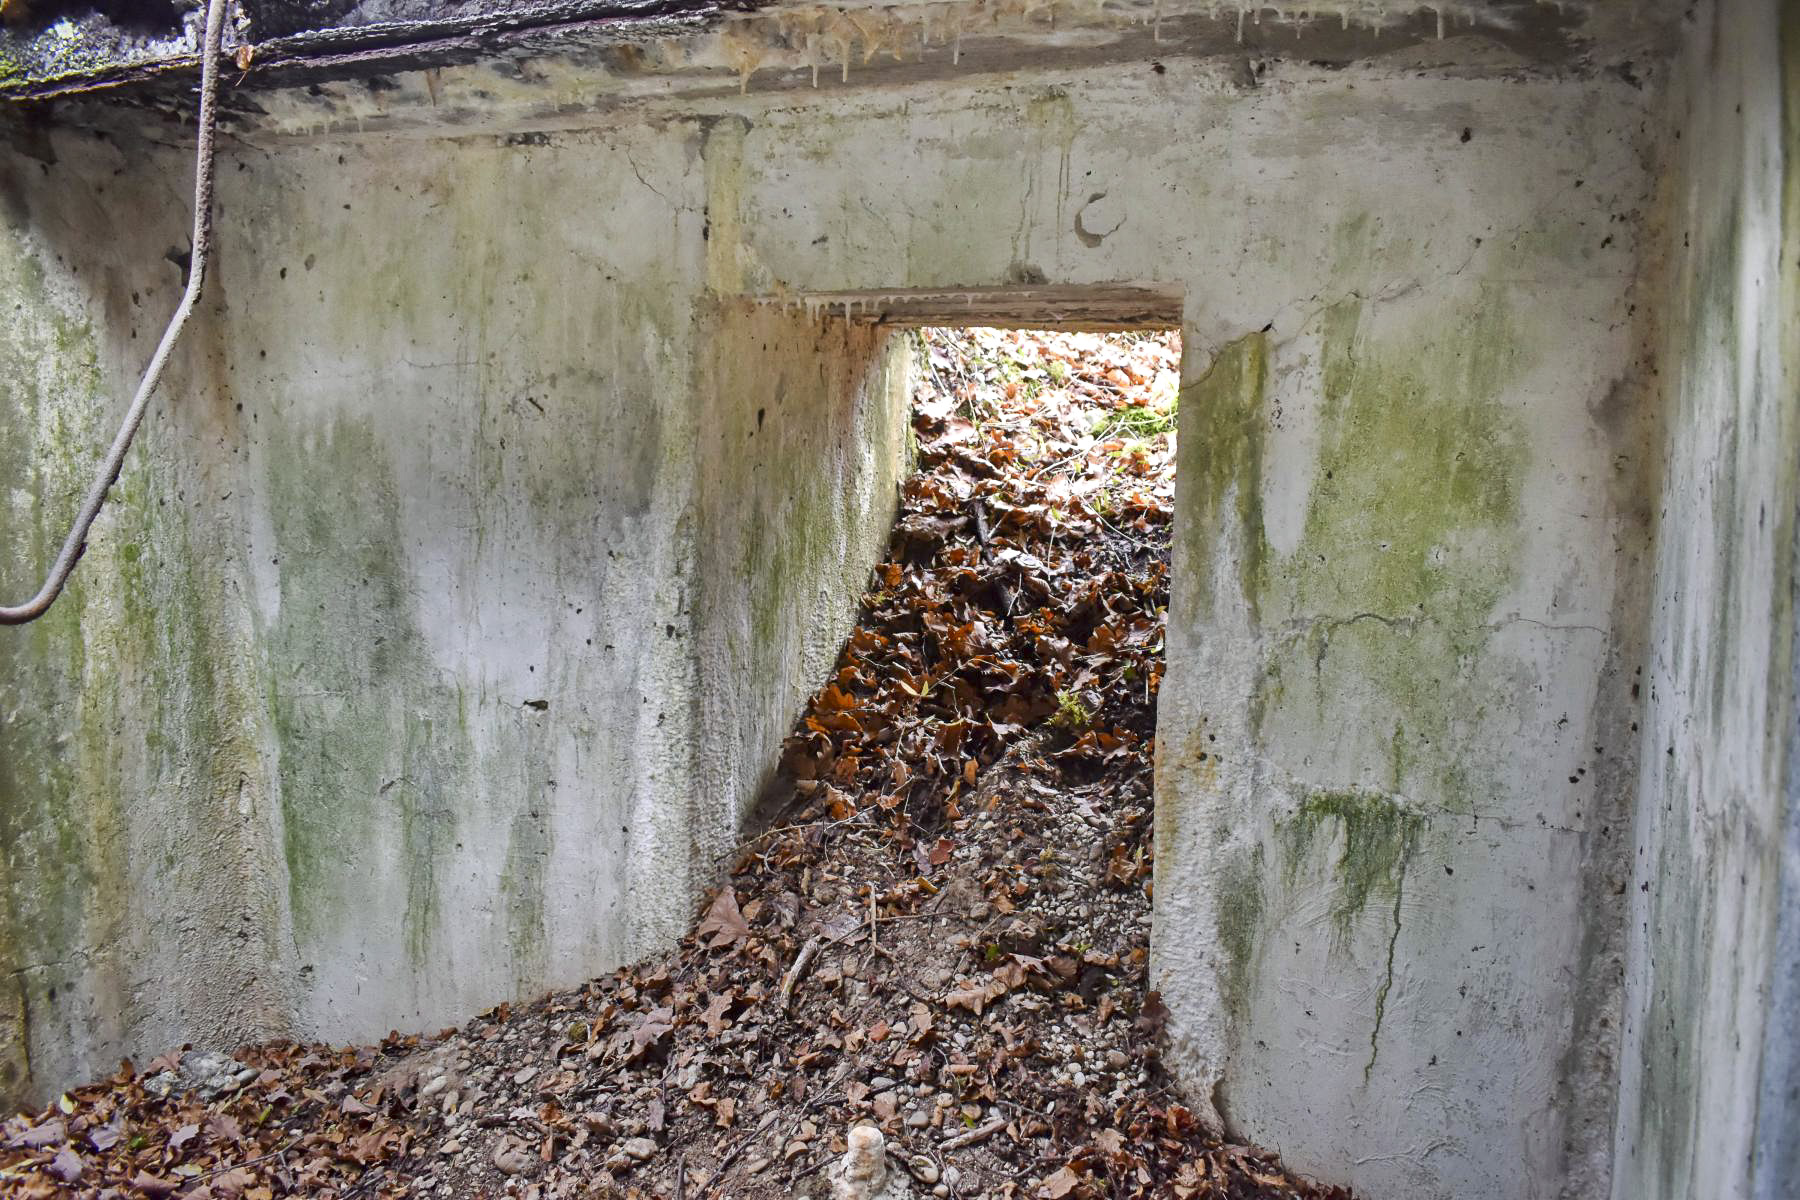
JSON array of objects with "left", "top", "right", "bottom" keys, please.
[{"left": 832, "top": 1125, "right": 893, "bottom": 1200}]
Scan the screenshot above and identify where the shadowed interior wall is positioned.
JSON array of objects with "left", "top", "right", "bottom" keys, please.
[
  {"left": 1610, "top": 1, "right": 1800, "bottom": 1197},
  {"left": 694, "top": 302, "right": 912, "bottom": 855}
]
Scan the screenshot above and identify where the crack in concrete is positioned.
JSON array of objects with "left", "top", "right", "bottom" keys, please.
[
  {"left": 1366, "top": 831, "right": 1414, "bottom": 1082},
  {"left": 623, "top": 150, "right": 692, "bottom": 213},
  {"left": 1486, "top": 614, "right": 1608, "bottom": 636}
]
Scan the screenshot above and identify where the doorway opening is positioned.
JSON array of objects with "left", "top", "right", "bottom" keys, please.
[
  {"left": 679, "top": 315, "right": 1337, "bottom": 1198},
  {"left": 677, "top": 318, "right": 1338, "bottom": 1198}
]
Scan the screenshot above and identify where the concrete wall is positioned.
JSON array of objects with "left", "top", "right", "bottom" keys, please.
[
  {"left": 0, "top": 118, "right": 910, "bottom": 1101},
  {"left": 1610, "top": 2, "right": 1800, "bottom": 1197},
  {"left": 0, "top": 131, "right": 290, "bottom": 1111},
  {"left": 11, "top": 12, "right": 1789, "bottom": 1200},
  {"left": 637, "top": 71, "right": 1657, "bottom": 1195},
  {"left": 1135, "top": 80, "right": 1657, "bottom": 1200},
  {"left": 695, "top": 298, "right": 913, "bottom": 843}
]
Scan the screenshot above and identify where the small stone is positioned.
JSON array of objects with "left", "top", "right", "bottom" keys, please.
[
  {"left": 870, "top": 1076, "right": 898, "bottom": 1090},
  {"left": 1104, "top": 1050, "right": 1129, "bottom": 1070},
  {"left": 909, "top": 1156, "right": 940, "bottom": 1183},
  {"left": 492, "top": 1141, "right": 534, "bottom": 1175},
  {"left": 933, "top": 1187, "right": 948, "bottom": 1198},
  {"left": 513, "top": 1066, "right": 537, "bottom": 1086},
  {"left": 439, "top": 1140, "right": 462, "bottom": 1156},
  {"left": 905, "top": 1109, "right": 930, "bottom": 1129},
  {"left": 420, "top": 1074, "right": 448, "bottom": 1099},
  {"left": 622, "top": 1136, "right": 658, "bottom": 1161}
]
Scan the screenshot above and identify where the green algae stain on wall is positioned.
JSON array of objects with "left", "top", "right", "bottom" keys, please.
[
  {"left": 1174, "top": 331, "right": 1268, "bottom": 623},
  {"left": 1256, "top": 291, "right": 1531, "bottom": 812},
  {"left": 1276, "top": 786, "right": 1426, "bottom": 1077},
  {"left": 1278, "top": 788, "right": 1425, "bottom": 949},
  {"left": 1214, "top": 842, "right": 1267, "bottom": 1020},
  {"left": 1278, "top": 293, "right": 1527, "bottom": 626},
  {"left": 0, "top": 227, "right": 113, "bottom": 1106},
  {"left": 263, "top": 415, "right": 467, "bottom": 968}
]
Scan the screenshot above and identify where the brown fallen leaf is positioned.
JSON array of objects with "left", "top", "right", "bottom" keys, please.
[
  {"left": 700, "top": 991, "right": 735, "bottom": 1036},
  {"left": 9, "top": 1119, "right": 65, "bottom": 1149},
  {"left": 88, "top": 1116, "right": 124, "bottom": 1152},
  {"left": 944, "top": 978, "right": 1008, "bottom": 1016},
  {"left": 46, "top": 1147, "right": 84, "bottom": 1182},
  {"left": 698, "top": 888, "right": 752, "bottom": 948},
  {"left": 629, "top": 1007, "right": 674, "bottom": 1059}
]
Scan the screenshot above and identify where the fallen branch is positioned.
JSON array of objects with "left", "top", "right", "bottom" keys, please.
[
  {"left": 778, "top": 936, "right": 823, "bottom": 1012},
  {"left": 940, "top": 1117, "right": 1008, "bottom": 1151}
]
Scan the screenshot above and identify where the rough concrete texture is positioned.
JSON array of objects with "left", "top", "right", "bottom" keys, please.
[
  {"left": 0, "top": 113, "right": 912, "bottom": 1098},
  {"left": 0, "top": 4, "right": 1792, "bottom": 1199},
  {"left": 0, "top": 130, "right": 296, "bottom": 1112},
  {"left": 695, "top": 300, "right": 912, "bottom": 845},
  {"left": 1609, "top": 1, "right": 1800, "bottom": 1198},
  {"left": 0, "top": 0, "right": 1666, "bottom": 101}
]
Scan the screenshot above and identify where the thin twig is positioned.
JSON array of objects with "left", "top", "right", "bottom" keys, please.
[
  {"left": 778, "top": 936, "right": 823, "bottom": 1012},
  {"left": 940, "top": 1117, "right": 1007, "bottom": 1151},
  {"left": 185, "top": 1135, "right": 303, "bottom": 1182},
  {"left": 697, "top": 1130, "right": 755, "bottom": 1197}
]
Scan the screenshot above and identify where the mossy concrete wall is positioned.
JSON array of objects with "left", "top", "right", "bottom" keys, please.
[
  {"left": 1611, "top": 1, "right": 1800, "bottom": 1197},
  {"left": 0, "top": 117, "right": 914, "bottom": 1103},
  {"left": 667, "top": 55, "right": 1652, "bottom": 1200},
  {"left": 0, "top": 133, "right": 293, "bottom": 1108},
  {"left": 695, "top": 302, "right": 911, "bottom": 848},
  {"left": 0, "top": 28, "right": 1746, "bottom": 1200}
]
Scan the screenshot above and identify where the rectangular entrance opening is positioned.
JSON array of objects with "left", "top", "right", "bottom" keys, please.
[{"left": 696, "top": 285, "right": 1339, "bottom": 1199}]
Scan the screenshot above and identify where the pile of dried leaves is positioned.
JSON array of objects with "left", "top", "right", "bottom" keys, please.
[{"left": 2, "top": 328, "right": 1347, "bottom": 1200}]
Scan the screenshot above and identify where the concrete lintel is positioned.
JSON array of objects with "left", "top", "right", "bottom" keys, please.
[{"left": 758, "top": 284, "right": 1184, "bottom": 331}]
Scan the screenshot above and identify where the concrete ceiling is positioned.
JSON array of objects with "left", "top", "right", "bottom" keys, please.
[{"left": 0, "top": 0, "right": 1678, "bottom": 133}]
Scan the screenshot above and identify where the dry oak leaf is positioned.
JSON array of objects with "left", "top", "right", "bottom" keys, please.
[
  {"left": 9, "top": 1119, "right": 65, "bottom": 1149},
  {"left": 944, "top": 978, "right": 1008, "bottom": 1016},
  {"left": 629, "top": 1007, "right": 675, "bottom": 1058},
  {"left": 1038, "top": 1165, "right": 1082, "bottom": 1198},
  {"left": 700, "top": 992, "right": 735, "bottom": 1036},
  {"left": 698, "top": 888, "right": 752, "bottom": 948}
]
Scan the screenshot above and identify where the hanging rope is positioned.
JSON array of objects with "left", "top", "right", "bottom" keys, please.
[{"left": 0, "top": 0, "right": 229, "bottom": 625}]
